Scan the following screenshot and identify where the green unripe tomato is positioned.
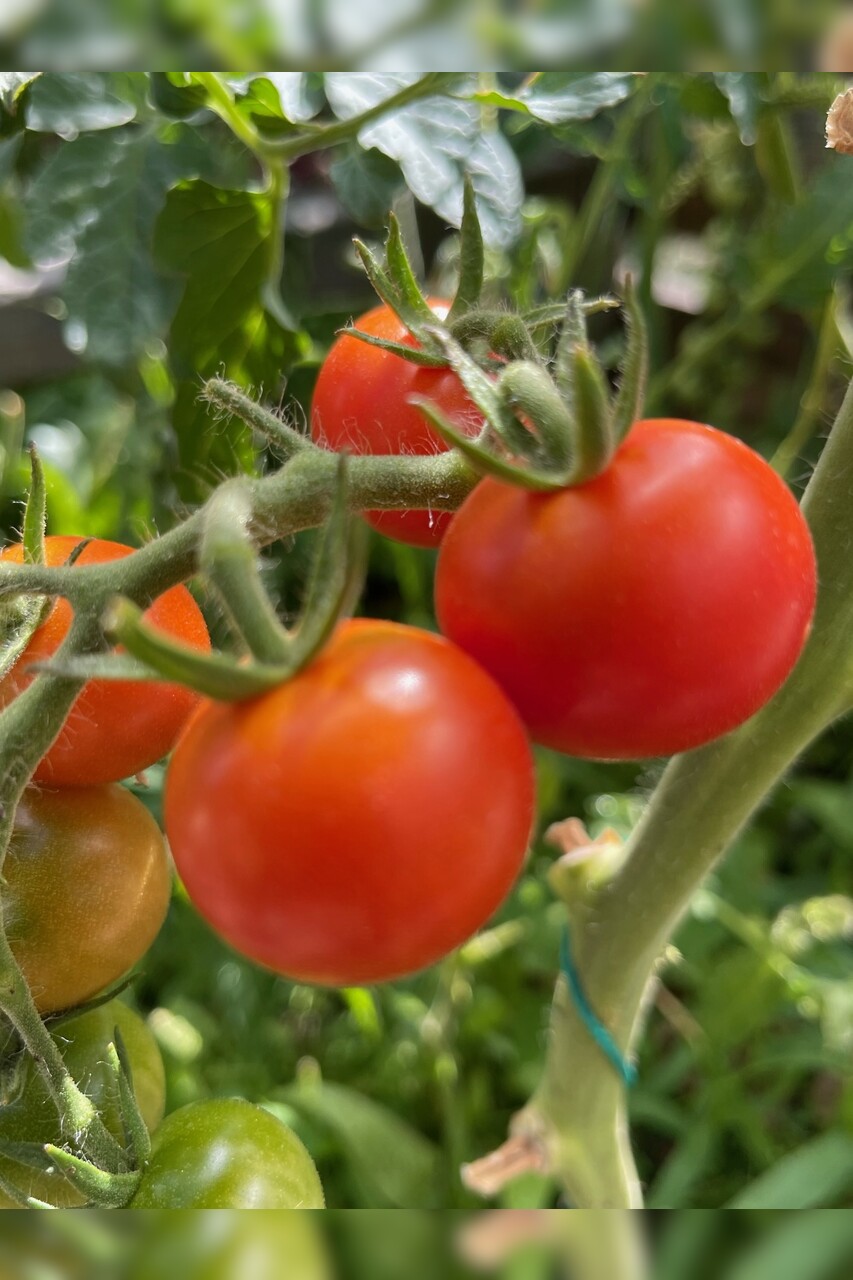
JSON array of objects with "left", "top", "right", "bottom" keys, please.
[
  {"left": 0, "top": 999, "right": 165, "bottom": 1208},
  {"left": 126, "top": 1210, "right": 332, "bottom": 1280},
  {"left": 129, "top": 1098, "right": 324, "bottom": 1209}
]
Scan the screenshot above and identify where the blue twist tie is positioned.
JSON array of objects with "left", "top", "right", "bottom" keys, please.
[{"left": 559, "top": 925, "right": 638, "bottom": 1088}]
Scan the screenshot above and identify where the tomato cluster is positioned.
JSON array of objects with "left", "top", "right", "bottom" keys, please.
[{"left": 0, "top": 309, "right": 818, "bottom": 1209}]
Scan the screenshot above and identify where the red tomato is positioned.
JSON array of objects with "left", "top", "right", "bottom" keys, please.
[
  {"left": 435, "top": 419, "right": 817, "bottom": 759},
  {"left": 0, "top": 536, "right": 210, "bottom": 786},
  {"left": 165, "top": 619, "right": 534, "bottom": 985},
  {"left": 311, "top": 300, "right": 482, "bottom": 548}
]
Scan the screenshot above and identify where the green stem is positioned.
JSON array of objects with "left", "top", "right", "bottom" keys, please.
[
  {"left": 524, "top": 373, "right": 853, "bottom": 1208},
  {"left": 201, "top": 482, "right": 293, "bottom": 665},
  {"left": 195, "top": 72, "right": 268, "bottom": 158},
  {"left": 277, "top": 74, "right": 462, "bottom": 162},
  {"left": 0, "top": 920, "right": 125, "bottom": 1176},
  {"left": 557, "top": 1211, "right": 650, "bottom": 1280}
]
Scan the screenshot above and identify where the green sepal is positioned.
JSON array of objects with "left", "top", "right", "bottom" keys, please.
[
  {"left": 338, "top": 326, "right": 447, "bottom": 367},
  {"left": 499, "top": 362, "right": 576, "bottom": 472},
  {"left": 102, "top": 597, "right": 292, "bottom": 701},
  {"left": 611, "top": 275, "right": 649, "bottom": 442},
  {"left": 555, "top": 290, "right": 589, "bottom": 403},
  {"left": 29, "top": 654, "right": 166, "bottom": 682},
  {"left": 425, "top": 328, "right": 537, "bottom": 461},
  {"left": 384, "top": 213, "right": 436, "bottom": 328},
  {"left": 291, "top": 456, "right": 367, "bottom": 669},
  {"left": 410, "top": 397, "right": 567, "bottom": 492},
  {"left": 353, "top": 238, "right": 436, "bottom": 348},
  {"left": 568, "top": 344, "right": 616, "bottom": 483},
  {"left": 22, "top": 444, "right": 47, "bottom": 567},
  {"left": 43, "top": 1145, "right": 139, "bottom": 1208},
  {"left": 44, "top": 976, "right": 137, "bottom": 1028},
  {"left": 107, "top": 1036, "right": 151, "bottom": 1165},
  {"left": 490, "top": 315, "right": 541, "bottom": 364},
  {"left": 447, "top": 176, "right": 484, "bottom": 323}
]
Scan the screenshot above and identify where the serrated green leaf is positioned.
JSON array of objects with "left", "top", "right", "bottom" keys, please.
[
  {"left": 155, "top": 179, "right": 296, "bottom": 492},
  {"left": 277, "top": 1082, "right": 442, "bottom": 1208},
  {"left": 233, "top": 73, "right": 323, "bottom": 125},
  {"left": 24, "top": 72, "right": 141, "bottom": 133},
  {"left": 324, "top": 73, "right": 522, "bottom": 249},
  {"left": 23, "top": 122, "right": 257, "bottom": 366},
  {"left": 155, "top": 180, "right": 278, "bottom": 368},
  {"left": 518, "top": 72, "right": 639, "bottom": 124}
]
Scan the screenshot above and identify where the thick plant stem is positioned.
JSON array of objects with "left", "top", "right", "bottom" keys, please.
[
  {"left": 525, "top": 375, "right": 853, "bottom": 1207},
  {"left": 557, "top": 1211, "right": 650, "bottom": 1280}
]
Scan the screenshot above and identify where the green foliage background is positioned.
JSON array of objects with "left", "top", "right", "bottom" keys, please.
[{"left": 0, "top": 72, "right": 852, "bottom": 1231}]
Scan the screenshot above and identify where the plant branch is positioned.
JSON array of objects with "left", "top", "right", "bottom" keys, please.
[{"left": 276, "top": 74, "right": 463, "bottom": 162}]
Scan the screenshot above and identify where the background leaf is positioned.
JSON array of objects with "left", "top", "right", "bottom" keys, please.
[{"left": 324, "top": 73, "right": 523, "bottom": 248}]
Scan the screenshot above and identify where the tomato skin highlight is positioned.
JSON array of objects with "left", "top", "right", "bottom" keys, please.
[
  {"left": 311, "top": 300, "right": 483, "bottom": 548},
  {"left": 436, "top": 418, "right": 817, "bottom": 759},
  {"left": 3, "top": 785, "right": 172, "bottom": 1014},
  {"left": 165, "top": 619, "right": 535, "bottom": 986},
  {"left": 129, "top": 1098, "right": 325, "bottom": 1208},
  {"left": 0, "top": 536, "right": 211, "bottom": 786},
  {"left": 0, "top": 999, "right": 165, "bottom": 1209}
]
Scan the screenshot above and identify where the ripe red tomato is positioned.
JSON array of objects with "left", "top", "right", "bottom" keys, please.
[
  {"left": 436, "top": 418, "right": 817, "bottom": 759},
  {"left": 0, "top": 536, "right": 210, "bottom": 786},
  {"left": 3, "top": 784, "right": 172, "bottom": 1014},
  {"left": 165, "top": 619, "right": 534, "bottom": 985},
  {"left": 311, "top": 300, "right": 482, "bottom": 548}
]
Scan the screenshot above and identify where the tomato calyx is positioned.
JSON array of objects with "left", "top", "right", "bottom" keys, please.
[
  {"left": 346, "top": 188, "right": 648, "bottom": 495},
  {"left": 0, "top": 1021, "right": 150, "bottom": 1208}
]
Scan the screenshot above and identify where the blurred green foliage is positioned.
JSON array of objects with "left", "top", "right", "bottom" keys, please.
[
  {"left": 1, "top": 1208, "right": 852, "bottom": 1279},
  {"left": 0, "top": 72, "right": 851, "bottom": 1219},
  {"left": 0, "top": 2, "right": 848, "bottom": 73}
]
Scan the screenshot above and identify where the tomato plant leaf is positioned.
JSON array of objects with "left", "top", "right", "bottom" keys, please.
[
  {"left": 329, "top": 145, "right": 403, "bottom": 228},
  {"left": 324, "top": 73, "right": 522, "bottom": 249},
  {"left": 714, "top": 72, "right": 764, "bottom": 146},
  {"left": 517, "top": 72, "right": 639, "bottom": 124},
  {"left": 23, "top": 73, "right": 142, "bottom": 134},
  {"left": 154, "top": 178, "right": 296, "bottom": 493}
]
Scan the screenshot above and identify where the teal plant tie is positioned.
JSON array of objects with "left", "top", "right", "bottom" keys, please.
[{"left": 559, "top": 925, "right": 638, "bottom": 1088}]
